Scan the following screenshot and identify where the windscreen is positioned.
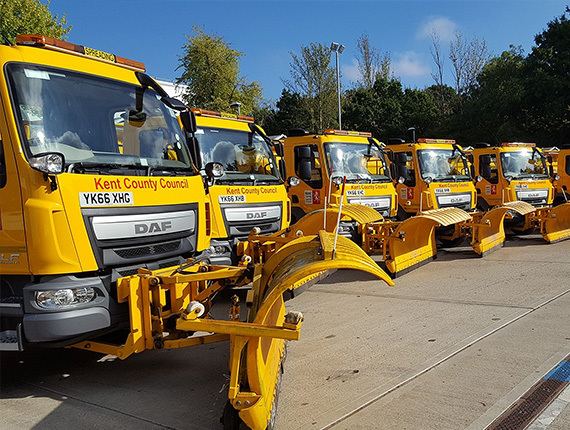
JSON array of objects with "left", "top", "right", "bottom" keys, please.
[
  {"left": 324, "top": 141, "right": 391, "bottom": 182},
  {"left": 195, "top": 126, "right": 280, "bottom": 183},
  {"left": 7, "top": 64, "right": 194, "bottom": 174},
  {"left": 500, "top": 150, "right": 548, "bottom": 179},
  {"left": 417, "top": 148, "right": 470, "bottom": 182}
]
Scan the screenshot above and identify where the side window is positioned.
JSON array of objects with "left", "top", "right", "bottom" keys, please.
[
  {"left": 0, "top": 131, "right": 6, "bottom": 188},
  {"left": 566, "top": 155, "right": 570, "bottom": 176},
  {"left": 479, "top": 154, "right": 498, "bottom": 184},
  {"left": 403, "top": 151, "right": 416, "bottom": 187},
  {"left": 294, "top": 144, "right": 322, "bottom": 189}
]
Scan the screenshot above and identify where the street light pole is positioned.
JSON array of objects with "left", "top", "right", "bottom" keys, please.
[
  {"left": 330, "top": 42, "right": 345, "bottom": 130},
  {"left": 230, "top": 102, "right": 241, "bottom": 116}
]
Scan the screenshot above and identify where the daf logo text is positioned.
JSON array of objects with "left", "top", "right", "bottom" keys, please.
[
  {"left": 246, "top": 212, "right": 268, "bottom": 219},
  {"left": 135, "top": 221, "right": 173, "bottom": 234}
]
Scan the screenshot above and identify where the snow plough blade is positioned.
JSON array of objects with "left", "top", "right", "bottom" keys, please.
[
  {"left": 382, "top": 207, "right": 471, "bottom": 276},
  {"left": 539, "top": 202, "right": 570, "bottom": 243},
  {"left": 471, "top": 201, "right": 535, "bottom": 256},
  {"left": 73, "top": 231, "right": 392, "bottom": 430},
  {"left": 225, "top": 231, "right": 393, "bottom": 429},
  {"left": 240, "top": 204, "right": 476, "bottom": 277}
]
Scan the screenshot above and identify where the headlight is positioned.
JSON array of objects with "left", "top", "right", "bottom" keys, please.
[
  {"left": 209, "top": 245, "right": 227, "bottom": 255},
  {"left": 205, "top": 162, "right": 224, "bottom": 178},
  {"left": 36, "top": 287, "right": 96, "bottom": 309},
  {"left": 30, "top": 152, "right": 65, "bottom": 174}
]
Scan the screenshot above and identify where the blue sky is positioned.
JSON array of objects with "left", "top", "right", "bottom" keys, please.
[{"left": 48, "top": 0, "right": 567, "bottom": 103}]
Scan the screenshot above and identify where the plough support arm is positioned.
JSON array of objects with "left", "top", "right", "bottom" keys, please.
[{"left": 73, "top": 231, "right": 392, "bottom": 430}]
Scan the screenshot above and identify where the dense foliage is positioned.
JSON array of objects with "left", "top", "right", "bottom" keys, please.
[
  {"left": 262, "top": 8, "right": 570, "bottom": 147},
  {"left": 0, "top": 0, "right": 70, "bottom": 44},
  {"left": 177, "top": 26, "right": 262, "bottom": 115}
]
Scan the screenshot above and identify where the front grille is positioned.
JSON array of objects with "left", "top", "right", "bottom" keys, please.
[
  {"left": 436, "top": 193, "right": 472, "bottom": 211},
  {"left": 116, "top": 268, "right": 140, "bottom": 277},
  {"left": 159, "top": 259, "right": 181, "bottom": 269},
  {"left": 114, "top": 241, "right": 181, "bottom": 259}
]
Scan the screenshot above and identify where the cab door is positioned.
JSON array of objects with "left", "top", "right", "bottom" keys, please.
[
  {"left": 289, "top": 143, "right": 324, "bottom": 221},
  {"left": 0, "top": 116, "right": 28, "bottom": 276}
]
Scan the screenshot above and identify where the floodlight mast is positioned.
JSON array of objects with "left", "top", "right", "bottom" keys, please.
[
  {"left": 331, "top": 42, "right": 345, "bottom": 130},
  {"left": 230, "top": 101, "right": 241, "bottom": 116}
]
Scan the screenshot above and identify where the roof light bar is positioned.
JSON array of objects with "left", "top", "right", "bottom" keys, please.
[
  {"left": 191, "top": 108, "right": 254, "bottom": 123},
  {"left": 15, "top": 34, "right": 146, "bottom": 72},
  {"left": 417, "top": 138, "right": 456, "bottom": 144},
  {"left": 501, "top": 142, "right": 536, "bottom": 147},
  {"left": 324, "top": 129, "right": 372, "bottom": 137}
]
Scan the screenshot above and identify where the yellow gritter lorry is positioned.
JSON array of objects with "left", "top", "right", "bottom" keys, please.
[
  {"left": 258, "top": 129, "right": 517, "bottom": 276},
  {"left": 469, "top": 142, "right": 570, "bottom": 243},
  {"left": 190, "top": 108, "right": 292, "bottom": 265},
  {"left": 0, "top": 34, "right": 210, "bottom": 349},
  {"left": 386, "top": 137, "right": 538, "bottom": 254},
  {"left": 0, "top": 35, "right": 394, "bottom": 430}
]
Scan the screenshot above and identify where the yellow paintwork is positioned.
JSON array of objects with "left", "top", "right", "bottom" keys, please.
[
  {"left": 283, "top": 133, "right": 398, "bottom": 218},
  {"left": 0, "top": 42, "right": 209, "bottom": 274},
  {"left": 470, "top": 146, "right": 554, "bottom": 207},
  {"left": 552, "top": 148, "right": 570, "bottom": 202},
  {"left": 470, "top": 201, "right": 535, "bottom": 255},
  {"left": 389, "top": 141, "right": 477, "bottom": 214},
  {"left": 73, "top": 232, "right": 392, "bottom": 429},
  {"left": 239, "top": 203, "right": 472, "bottom": 277},
  {"left": 194, "top": 115, "right": 290, "bottom": 240},
  {"left": 539, "top": 203, "right": 570, "bottom": 242}
]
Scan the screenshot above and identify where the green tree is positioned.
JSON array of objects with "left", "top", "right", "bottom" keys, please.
[
  {"left": 284, "top": 42, "right": 337, "bottom": 133},
  {"left": 401, "top": 88, "right": 440, "bottom": 138},
  {"left": 524, "top": 7, "right": 570, "bottom": 145},
  {"left": 0, "top": 0, "right": 71, "bottom": 44},
  {"left": 260, "top": 90, "right": 312, "bottom": 136},
  {"left": 177, "top": 26, "right": 262, "bottom": 114},
  {"left": 463, "top": 46, "right": 528, "bottom": 143},
  {"left": 343, "top": 77, "right": 404, "bottom": 141},
  {"left": 355, "top": 33, "right": 390, "bottom": 89}
]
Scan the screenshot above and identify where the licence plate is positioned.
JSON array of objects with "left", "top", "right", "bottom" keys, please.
[
  {"left": 80, "top": 192, "right": 134, "bottom": 207},
  {"left": 219, "top": 194, "right": 246, "bottom": 203}
]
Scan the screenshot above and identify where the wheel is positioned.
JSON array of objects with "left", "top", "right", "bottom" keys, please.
[
  {"left": 397, "top": 205, "right": 412, "bottom": 221},
  {"left": 221, "top": 400, "right": 245, "bottom": 430},
  {"left": 476, "top": 198, "right": 490, "bottom": 212}
]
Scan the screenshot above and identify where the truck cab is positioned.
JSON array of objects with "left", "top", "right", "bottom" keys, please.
[
  {"left": 388, "top": 138, "right": 477, "bottom": 218},
  {"left": 470, "top": 142, "right": 554, "bottom": 210},
  {"left": 0, "top": 35, "right": 209, "bottom": 349},
  {"left": 283, "top": 129, "right": 397, "bottom": 224},
  {"left": 190, "top": 109, "right": 290, "bottom": 265}
]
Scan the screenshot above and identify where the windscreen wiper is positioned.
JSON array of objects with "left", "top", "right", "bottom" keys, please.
[{"left": 148, "top": 165, "right": 196, "bottom": 176}]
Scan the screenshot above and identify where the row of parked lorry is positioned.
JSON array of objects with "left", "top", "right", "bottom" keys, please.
[{"left": 0, "top": 35, "right": 569, "bottom": 430}]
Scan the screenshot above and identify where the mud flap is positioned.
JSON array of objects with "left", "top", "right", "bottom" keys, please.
[
  {"left": 233, "top": 232, "right": 393, "bottom": 429},
  {"left": 471, "top": 202, "right": 535, "bottom": 256},
  {"left": 540, "top": 202, "right": 570, "bottom": 243}
]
